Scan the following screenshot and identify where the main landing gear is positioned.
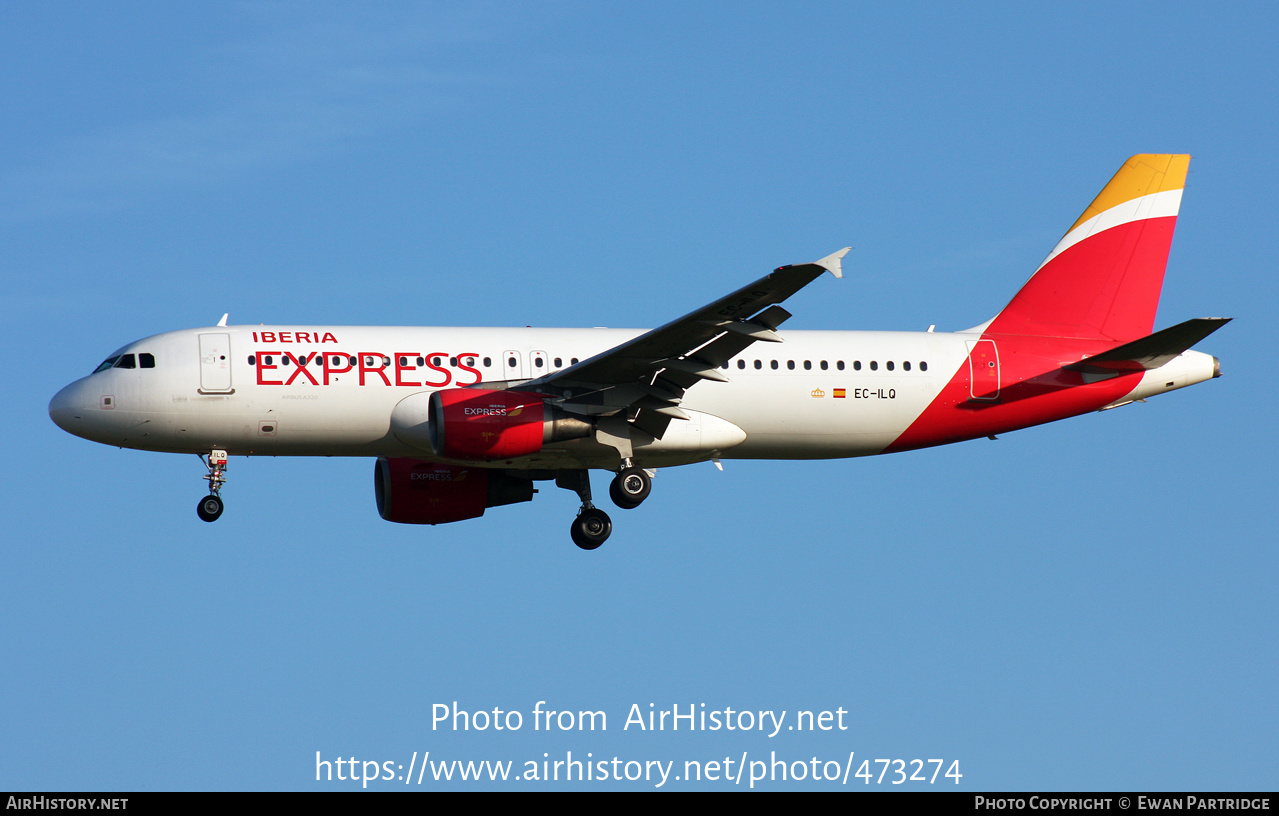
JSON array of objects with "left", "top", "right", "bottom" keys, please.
[
  {"left": 197, "top": 449, "right": 228, "bottom": 522},
  {"left": 558, "top": 470, "right": 610, "bottom": 550},
  {"left": 571, "top": 508, "right": 612, "bottom": 551},
  {"left": 558, "top": 461, "right": 654, "bottom": 550},
  {"left": 609, "top": 462, "right": 652, "bottom": 510}
]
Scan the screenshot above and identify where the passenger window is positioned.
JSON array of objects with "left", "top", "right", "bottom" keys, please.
[
  {"left": 450, "top": 357, "right": 457, "bottom": 367},
  {"left": 820, "top": 361, "right": 828, "bottom": 370},
  {"left": 920, "top": 361, "right": 928, "bottom": 372},
  {"left": 754, "top": 360, "right": 762, "bottom": 370},
  {"left": 140, "top": 353, "right": 155, "bottom": 368},
  {"left": 787, "top": 360, "right": 795, "bottom": 370},
  {"left": 870, "top": 361, "right": 878, "bottom": 371},
  {"left": 903, "top": 361, "right": 911, "bottom": 371},
  {"left": 248, "top": 356, "right": 256, "bottom": 365},
  {"left": 770, "top": 360, "right": 778, "bottom": 370},
  {"left": 804, "top": 360, "right": 812, "bottom": 370},
  {"left": 483, "top": 357, "right": 492, "bottom": 367},
  {"left": 571, "top": 358, "right": 579, "bottom": 365},
  {"left": 554, "top": 358, "right": 562, "bottom": 368},
  {"left": 837, "top": 361, "right": 845, "bottom": 371},
  {"left": 508, "top": 357, "right": 517, "bottom": 368},
  {"left": 737, "top": 360, "right": 746, "bottom": 369},
  {"left": 887, "top": 361, "right": 894, "bottom": 371},
  {"left": 535, "top": 357, "right": 544, "bottom": 368},
  {"left": 854, "top": 360, "right": 861, "bottom": 371}
]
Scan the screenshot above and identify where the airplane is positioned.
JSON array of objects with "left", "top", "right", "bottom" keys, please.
[{"left": 49, "top": 154, "right": 1228, "bottom": 549}]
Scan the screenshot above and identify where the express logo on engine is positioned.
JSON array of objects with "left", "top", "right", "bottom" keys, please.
[
  {"left": 411, "top": 470, "right": 468, "bottom": 482},
  {"left": 463, "top": 405, "right": 508, "bottom": 416}
]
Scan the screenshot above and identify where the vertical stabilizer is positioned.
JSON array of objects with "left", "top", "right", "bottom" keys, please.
[{"left": 984, "top": 154, "right": 1190, "bottom": 343}]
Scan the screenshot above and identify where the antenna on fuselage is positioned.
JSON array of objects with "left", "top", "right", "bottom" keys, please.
[{"left": 217, "top": 314, "right": 228, "bottom": 327}]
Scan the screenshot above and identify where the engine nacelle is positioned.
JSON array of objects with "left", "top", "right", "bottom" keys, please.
[
  {"left": 427, "top": 388, "right": 590, "bottom": 461},
  {"left": 374, "top": 457, "right": 534, "bottom": 525}
]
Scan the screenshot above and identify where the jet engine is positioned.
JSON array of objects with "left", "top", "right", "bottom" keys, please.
[
  {"left": 426, "top": 388, "right": 590, "bottom": 461},
  {"left": 374, "top": 457, "right": 535, "bottom": 524}
]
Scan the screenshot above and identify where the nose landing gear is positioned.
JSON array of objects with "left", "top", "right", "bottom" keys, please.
[
  {"left": 197, "top": 494, "right": 224, "bottom": 522},
  {"left": 197, "top": 449, "right": 228, "bottom": 522}
]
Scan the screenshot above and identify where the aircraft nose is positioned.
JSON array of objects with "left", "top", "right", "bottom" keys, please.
[{"left": 49, "top": 379, "right": 88, "bottom": 434}]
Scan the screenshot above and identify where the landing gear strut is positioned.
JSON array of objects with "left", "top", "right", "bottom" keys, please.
[
  {"left": 557, "top": 470, "right": 612, "bottom": 550},
  {"left": 609, "top": 460, "right": 651, "bottom": 509},
  {"left": 197, "top": 449, "right": 228, "bottom": 522}
]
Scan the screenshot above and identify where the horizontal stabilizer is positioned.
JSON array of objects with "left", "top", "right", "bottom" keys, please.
[{"left": 1068, "top": 317, "right": 1231, "bottom": 372}]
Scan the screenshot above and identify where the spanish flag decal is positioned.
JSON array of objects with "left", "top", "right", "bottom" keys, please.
[{"left": 833, "top": 388, "right": 846, "bottom": 398}]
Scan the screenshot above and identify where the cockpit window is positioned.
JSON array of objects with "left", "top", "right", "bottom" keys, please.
[{"left": 92, "top": 351, "right": 155, "bottom": 374}]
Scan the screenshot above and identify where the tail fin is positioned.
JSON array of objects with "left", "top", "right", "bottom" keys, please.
[{"left": 983, "top": 154, "right": 1190, "bottom": 343}]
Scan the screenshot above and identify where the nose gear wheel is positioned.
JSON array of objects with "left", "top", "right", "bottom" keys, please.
[
  {"left": 197, "top": 450, "right": 228, "bottom": 523},
  {"left": 197, "top": 494, "right": 224, "bottom": 522}
]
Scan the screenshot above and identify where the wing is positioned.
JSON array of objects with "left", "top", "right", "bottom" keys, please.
[{"left": 516, "top": 248, "right": 849, "bottom": 440}]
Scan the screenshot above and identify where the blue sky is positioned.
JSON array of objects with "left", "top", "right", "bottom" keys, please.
[{"left": 4, "top": 2, "right": 1275, "bottom": 791}]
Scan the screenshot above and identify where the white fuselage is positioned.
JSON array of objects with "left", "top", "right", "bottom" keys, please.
[{"left": 48, "top": 323, "right": 1217, "bottom": 470}]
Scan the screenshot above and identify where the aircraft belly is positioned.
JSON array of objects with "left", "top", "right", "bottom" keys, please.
[
  {"left": 684, "top": 372, "right": 939, "bottom": 459},
  {"left": 100, "top": 383, "right": 400, "bottom": 455}
]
